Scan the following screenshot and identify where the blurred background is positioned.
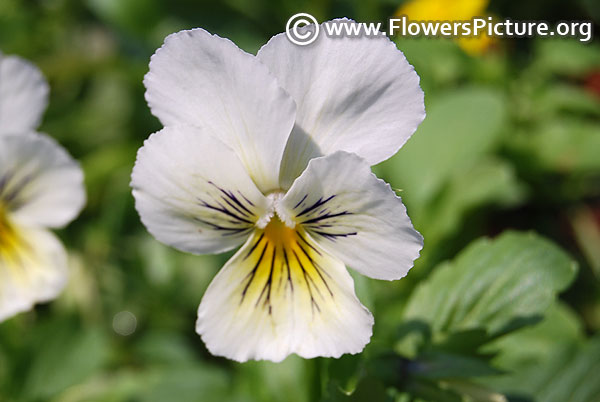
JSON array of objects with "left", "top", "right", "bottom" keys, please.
[{"left": 1, "top": 0, "right": 599, "bottom": 401}]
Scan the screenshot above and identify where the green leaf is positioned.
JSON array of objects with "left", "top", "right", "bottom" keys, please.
[
  {"left": 325, "top": 354, "right": 365, "bottom": 396},
  {"left": 22, "top": 324, "right": 109, "bottom": 400},
  {"left": 134, "top": 331, "right": 199, "bottom": 365},
  {"left": 381, "top": 87, "right": 507, "bottom": 209},
  {"left": 487, "top": 302, "right": 584, "bottom": 370},
  {"left": 399, "top": 232, "right": 577, "bottom": 354},
  {"left": 526, "top": 336, "right": 600, "bottom": 402},
  {"left": 404, "top": 379, "right": 464, "bottom": 402},
  {"left": 395, "top": 37, "right": 467, "bottom": 92},
  {"left": 233, "top": 357, "right": 312, "bottom": 402},
  {"left": 86, "top": 0, "right": 164, "bottom": 37},
  {"left": 51, "top": 364, "right": 230, "bottom": 402},
  {"left": 510, "top": 118, "right": 600, "bottom": 174},
  {"left": 134, "top": 365, "right": 231, "bottom": 402},
  {"left": 487, "top": 335, "right": 600, "bottom": 402},
  {"left": 437, "top": 379, "right": 507, "bottom": 402},
  {"left": 533, "top": 39, "right": 600, "bottom": 76},
  {"left": 324, "top": 376, "right": 392, "bottom": 402},
  {"left": 417, "top": 157, "right": 525, "bottom": 245},
  {"left": 480, "top": 302, "right": 585, "bottom": 397},
  {"left": 411, "top": 352, "right": 503, "bottom": 380},
  {"left": 536, "top": 84, "right": 600, "bottom": 117}
]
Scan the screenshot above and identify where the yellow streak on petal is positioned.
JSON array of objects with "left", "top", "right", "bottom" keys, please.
[
  {"left": 237, "top": 216, "right": 334, "bottom": 318},
  {"left": 0, "top": 206, "right": 37, "bottom": 281},
  {"left": 198, "top": 217, "right": 373, "bottom": 361},
  {"left": 0, "top": 206, "right": 20, "bottom": 261}
]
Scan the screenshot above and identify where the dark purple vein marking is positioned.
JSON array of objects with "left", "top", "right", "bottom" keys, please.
[
  {"left": 293, "top": 194, "right": 308, "bottom": 210},
  {"left": 301, "top": 211, "right": 352, "bottom": 225},
  {"left": 296, "top": 195, "right": 336, "bottom": 218},
  {"left": 240, "top": 242, "right": 269, "bottom": 304}
]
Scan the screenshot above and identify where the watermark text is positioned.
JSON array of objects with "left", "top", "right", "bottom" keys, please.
[{"left": 285, "top": 14, "right": 594, "bottom": 45}]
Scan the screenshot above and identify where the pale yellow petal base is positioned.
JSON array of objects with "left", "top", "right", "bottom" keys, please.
[{"left": 196, "top": 217, "right": 373, "bottom": 362}]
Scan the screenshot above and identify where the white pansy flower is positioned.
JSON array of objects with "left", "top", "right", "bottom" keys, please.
[
  {"left": 0, "top": 52, "right": 86, "bottom": 321},
  {"left": 132, "top": 19, "right": 425, "bottom": 362}
]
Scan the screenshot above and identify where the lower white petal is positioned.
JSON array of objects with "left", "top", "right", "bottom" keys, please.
[
  {"left": 0, "top": 216, "right": 68, "bottom": 322},
  {"left": 196, "top": 219, "right": 373, "bottom": 362}
]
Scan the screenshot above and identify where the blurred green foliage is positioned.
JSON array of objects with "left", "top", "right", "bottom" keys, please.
[{"left": 1, "top": 0, "right": 600, "bottom": 401}]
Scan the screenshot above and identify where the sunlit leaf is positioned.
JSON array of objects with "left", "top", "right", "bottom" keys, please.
[
  {"left": 489, "top": 335, "right": 600, "bottom": 402},
  {"left": 480, "top": 302, "right": 585, "bottom": 396},
  {"left": 398, "top": 232, "right": 577, "bottom": 355}
]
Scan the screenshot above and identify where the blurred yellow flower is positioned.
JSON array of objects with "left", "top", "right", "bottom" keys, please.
[
  {"left": 457, "top": 32, "right": 495, "bottom": 55},
  {"left": 397, "top": 0, "right": 496, "bottom": 55}
]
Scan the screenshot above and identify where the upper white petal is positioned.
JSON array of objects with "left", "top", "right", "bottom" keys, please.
[
  {"left": 278, "top": 151, "right": 423, "bottom": 280},
  {"left": 131, "top": 125, "right": 271, "bottom": 255},
  {"left": 196, "top": 225, "right": 373, "bottom": 362},
  {"left": 0, "top": 132, "right": 85, "bottom": 229},
  {"left": 257, "top": 18, "right": 425, "bottom": 188},
  {"left": 144, "top": 28, "right": 297, "bottom": 193},
  {"left": 0, "top": 223, "right": 68, "bottom": 322},
  {"left": 0, "top": 53, "right": 49, "bottom": 136}
]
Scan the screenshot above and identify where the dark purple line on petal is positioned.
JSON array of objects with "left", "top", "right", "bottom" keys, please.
[
  {"left": 296, "top": 195, "right": 336, "bottom": 218},
  {"left": 238, "top": 191, "right": 255, "bottom": 207},
  {"left": 293, "top": 194, "right": 308, "bottom": 210},
  {"left": 300, "top": 211, "right": 352, "bottom": 225},
  {"left": 296, "top": 231, "right": 322, "bottom": 256},
  {"left": 241, "top": 241, "right": 269, "bottom": 303},
  {"left": 296, "top": 239, "right": 334, "bottom": 298}
]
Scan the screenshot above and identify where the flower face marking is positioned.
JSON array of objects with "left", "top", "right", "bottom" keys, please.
[
  {"left": 197, "top": 213, "right": 373, "bottom": 363},
  {"left": 238, "top": 217, "right": 334, "bottom": 314},
  {"left": 0, "top": 207, "right": 55, "bottom": 288},
  {"left": 0, "top": 52, "right": 85, "bottom": 321},
  {"left": 288, "top": 195, "right": 357, "bottom": 240},
  {"left": 195, "top": 181, "right": 260, "bottom": 238},
  {"left": 133, "top": 19, "right": 425, "bottom": 362}
]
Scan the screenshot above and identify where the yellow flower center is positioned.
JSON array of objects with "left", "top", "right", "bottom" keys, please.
[
  {"left": 263, "top": 215, "right": 296, "bottom": 247},
  {"left": 235, "top": 215, "right": 335, "bottom": 316}
]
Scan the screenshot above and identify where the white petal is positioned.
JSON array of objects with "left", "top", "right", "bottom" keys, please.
[
  {"left": 0, "top": 132, "right": 85, "bottom": 228},
  {"left": 131, "top": 125, "right": 271, "bottom": 255},
  {"left": 278, "top": 151, "right": 423, "bottom": 281},
  {"left": 0, "top": 53, "right": 49, "bottom": 135},
  {"left": 0, "top": 220, "right": 68, "bottom": 322},
  {"left": 257, "top": 18, "right": 425, "bottom": 188},
  {"left": 144, "top": 29, "right": 296, "bottom": 193},
  {"left": 197, "top": 221, "right": 373, "bottom": 362}
]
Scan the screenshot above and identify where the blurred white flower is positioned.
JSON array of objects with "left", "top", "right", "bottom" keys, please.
[
  {"left": 0, "top": 52, "right": 86, "bottom": 321},
  {"left": 132, "top": 19, "right": 425, "bottom": 362}
]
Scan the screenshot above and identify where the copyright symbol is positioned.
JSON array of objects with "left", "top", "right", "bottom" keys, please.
[{"left": 286, "top": 13, "right": 319, "bottom": 46}]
